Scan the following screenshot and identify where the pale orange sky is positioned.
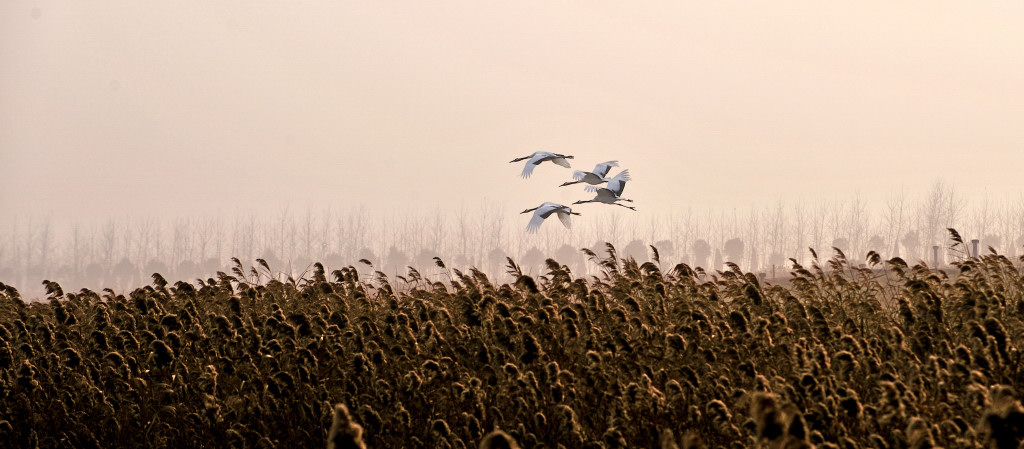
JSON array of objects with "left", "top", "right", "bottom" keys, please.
[{"left": 3, "top": 1, "right": 1024, "bottom": 222}]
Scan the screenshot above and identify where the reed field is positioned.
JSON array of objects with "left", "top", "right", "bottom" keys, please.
[{"left": 2, "top": 231, "right": 1024, "bottom": 449}]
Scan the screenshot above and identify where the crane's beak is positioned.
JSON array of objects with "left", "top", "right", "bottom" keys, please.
[{"left": 520, "top": 209, "right": 532, "bottom": 214}]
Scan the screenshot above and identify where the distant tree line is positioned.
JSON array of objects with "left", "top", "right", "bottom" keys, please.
[{"left": 3, "top": 182, "right": 1023, "bottom": 299}]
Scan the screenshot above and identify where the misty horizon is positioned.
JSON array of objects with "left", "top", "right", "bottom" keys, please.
[{"left": 5, "top": 181, "right": 1024, "bottom": 300}]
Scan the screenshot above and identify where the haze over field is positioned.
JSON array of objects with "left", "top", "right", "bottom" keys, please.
[{"left": 3, "top": 1, "right": 1024, "bottom": 223}]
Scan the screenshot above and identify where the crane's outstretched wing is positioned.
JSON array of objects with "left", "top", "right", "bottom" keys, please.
[
  {"left": 571, "top": 170, "right": 587, "bottom": 181},
  {"left": 593, "top": 161, "right": 618, "bottom": 178},
  {"left": 551, "top": 157, "right": 571, "bottom": 168},
  {"left": 526, "top": 211, "right": 546, "bottom": 233},
  {"left": 520, "top": 161, "right": 537, "bottom": 178},
  {"left": 556, "top": 210, "right": 572, "bottom": 229},
  {"left": 606, "top": 169, "right": 630, "bottom": 196}
]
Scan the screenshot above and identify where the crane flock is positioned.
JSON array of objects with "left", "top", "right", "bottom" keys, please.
[{"left": 510, "top": 151, "right": 636, "bottom": 232}]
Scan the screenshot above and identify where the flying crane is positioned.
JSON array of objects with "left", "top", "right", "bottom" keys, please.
[
  {"left": 520, "top": 202, "right": 581, "bottom": 233},
  {"left": 572, "top": 170, "right": 635, "bottom": 210},
  {"left": 509, "top": 152, "right": 574, "bottom": 179},
  {"left": 573, "top": 188, "right": 636, "bottom": 210}
]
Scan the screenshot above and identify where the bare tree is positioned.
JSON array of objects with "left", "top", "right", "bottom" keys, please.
[
  {"left": 36, "top": 216, "right": 53, "bottom": 274},
  {"left": 826, "top": 200, "right": 847, "bottom": 251},
  {"left": 670, "top": 208, "right": 689, "bottom": 264},
  {"left": 170, "top": 219, "right": 184, "bottom": 268},
  {"left": 348, "top": 205, "right": 367, "bottom": 261},
  {"left": 491, "top": 204, "right": 506, "bottom": 268},
  {"left": 211, "top": 218, "right": 225, "bottom": 266},
  {"left": 971, "top": 194, "right": 992, "bottom": 243},
  {"left": 791, "top": 201, "right": 807, "bottom": 265},
  {"left": 70, "top": 223, "right": 84, "bottom": 281},
  {"left": 241, "top": 214, "right": 258, "bottom": 262},
  {"left": 1014, "top": 197, "right": 1024, "bottom": 257},
  {"left": 744, "top": 208, "right": 761, "bottom": 272},
  {"left": 274, "top": 206, "right": 290, "bottom": 265},
  {"left": 766, "top": 201, "right": 786, "bottom": 272},
  {"left": 331, "top": 209, "right": 348, "bottom": 262},
  {"left": 847, "top": 193, "right": 866, "bottom": 258},
  {"left": 429, "top": 208, "right": 446, "bottom": 256},
  {"left": 607, "top": 210, "right": 622, "bottom": 247},
  {"left": 134, "top": 217, "right": 157, "bottom": 270},
  {"left": 1003, "top": 199, "right": 1021, "bottom": 257},
  {"left": 918, "top": 180, "right": 964, "bottom": 252},
  {"left": 20, "top": 218, "right": 35, "bottom": 278},
  {"left": 101, "top": 219, "right": 118, "bottom": 270},
  {"left": 810, "top": 201, "right": 827, "bottom": 258},
  {"left": 299, "top": 207, "right": 316, "bottom": 263},
  {"left": 476, "top": 203, "right": 498, "bottom": 264},
  {"left": 453, "top": 203, "right": 470, "bottom": 262},
  {"left": 318, "top": 208, "right": 333, "bottom": 262},
  {"left": 883, "top": 188, "right": 906, "bottom": 257},
  {"left": 195, "top": 217, "right": 218, "bottom": 266},
  {"left": 119, "top": 216, "right": 134, "bottom": 268},
  {"left": 945, "top": 183, "right": 965, "bottom": 234},
  {"left": 997, "top": 199, "right": 1016, "bottom": 256}
]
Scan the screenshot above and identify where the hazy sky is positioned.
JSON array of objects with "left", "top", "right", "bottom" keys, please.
[{"left": 3, "top": 1, "right": 1024, "bottom": 223}]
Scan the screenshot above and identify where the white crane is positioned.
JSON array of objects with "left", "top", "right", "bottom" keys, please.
[
  {"left": 572, "top": 170, "right": 635, "bottom": 210},
  {"left": 509, "top": 152, "right": 574, "bottom": 179},
  {"left": 559, "top": 160, "right": 618, "bottom": 187},
  {"left": 573, "top": 188, "right": 636, "bottom": 210},
  {"left": 520, "top": 202, "right": 580, "bottom": 233}
]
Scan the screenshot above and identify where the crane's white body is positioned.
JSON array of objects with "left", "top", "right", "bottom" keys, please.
[
  {"left": 521, "top": 202, "right": 580, "bottom": 233},
  {"left": 560, "top": 161, "right": 618, "bottom": 187},
  {"left": 510, "top": 152, "right": 574, "bottom": 179}
]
